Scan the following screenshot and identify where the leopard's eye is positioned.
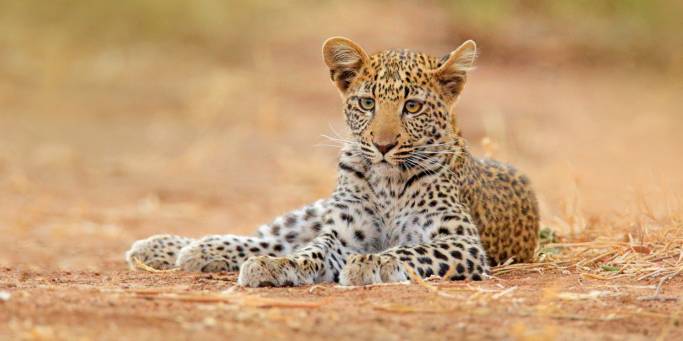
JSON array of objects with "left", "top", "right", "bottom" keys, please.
[
  {"left": 403, "top": 100, "right": 423, "bottom": 114},
  {"left": 359, "top": 97, "right": 375, "bottom": 111}
]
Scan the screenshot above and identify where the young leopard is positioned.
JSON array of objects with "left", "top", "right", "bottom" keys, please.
[{"left": 125, "top": 37, "right": 539, "bottom": 287}]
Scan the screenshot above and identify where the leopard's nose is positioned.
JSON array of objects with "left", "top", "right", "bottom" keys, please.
[{"left": 373, "top": 141, "right": 398, "bottom": 155}]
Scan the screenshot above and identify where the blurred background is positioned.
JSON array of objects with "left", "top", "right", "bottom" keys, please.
[{"left": 1, "top": 0, "right": 682, "bottom": 270}]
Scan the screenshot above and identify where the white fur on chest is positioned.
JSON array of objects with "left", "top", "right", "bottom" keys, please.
[{"left": 365, "top": 165, "right": 432, "bottom": 249}]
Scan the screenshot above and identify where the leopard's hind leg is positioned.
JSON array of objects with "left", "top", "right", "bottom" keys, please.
[{"left": 126, "top": 199, "right": 328, "bottom": 272}]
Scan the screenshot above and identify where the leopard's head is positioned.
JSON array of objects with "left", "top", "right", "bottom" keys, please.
[{"left": 322, "top": 37, "right": 476, "bottom": 171}]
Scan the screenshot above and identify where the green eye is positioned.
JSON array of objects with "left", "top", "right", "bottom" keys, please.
[
  {"left": 404, "top": 100, "right": 423, "bottom": 114},
  {"left": 359, "top": 97, "right": 375, "bottom": 111}
]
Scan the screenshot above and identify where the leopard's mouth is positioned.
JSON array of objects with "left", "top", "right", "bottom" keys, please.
[
  {"left": 372, "top": 157, "right": 399, "bottom": 168},
  {"left": 369, "top": 155, "right": 398, "bottom": 169}
]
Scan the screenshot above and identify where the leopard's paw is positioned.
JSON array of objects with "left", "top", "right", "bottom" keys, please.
[
  {"left": 339, "top": 254, "right": 407, "bottom": 286},
  {"left": 237, "top": 256, "right": 312, "bottom": 287},
  {"left": 125, "top": 234, "right": 193, "bottom": 270}
]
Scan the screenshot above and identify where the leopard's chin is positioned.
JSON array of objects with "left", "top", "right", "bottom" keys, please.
[{"left": 370, "top": 160, "right": 400, "bottom": 174}]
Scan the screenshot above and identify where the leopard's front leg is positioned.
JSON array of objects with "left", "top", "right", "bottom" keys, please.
[
  {"left": 237, "top": 231, "right": 347, "bottom": 287},
  {"left": 339, "top": 209, "right": 490, "bottom": 286},
  {"left": 237, "top": 194, "right": 377, "bottom": 287}
]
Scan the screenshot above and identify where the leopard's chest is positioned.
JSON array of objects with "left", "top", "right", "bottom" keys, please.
[{"left": 367, "top": 176, "right": 437, "bottom": 249}]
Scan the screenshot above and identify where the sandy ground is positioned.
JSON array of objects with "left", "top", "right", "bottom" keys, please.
[
  {"left": 1, "top": 2, "right": 683, "bottom": 339},
  {"left": 2, "top": 270, "right": 682, "bottom": 340}
]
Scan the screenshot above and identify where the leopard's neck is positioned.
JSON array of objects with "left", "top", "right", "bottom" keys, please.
[{"left": 336, "top": 143, "right": 456, "bottom": 216}]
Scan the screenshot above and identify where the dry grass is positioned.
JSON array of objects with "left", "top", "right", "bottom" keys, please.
[
  {"left": 131, "top": 257, "right": 180, "bottom": 273},
  {"left": 497, "top": 231, "right": 683, "bottom": 278},
  {"left": 489, "top": 193, "right": 683, "bottom": 317}
]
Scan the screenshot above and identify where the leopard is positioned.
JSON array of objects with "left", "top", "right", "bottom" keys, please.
[{"left": 125, "top": 37, "right": 539, "bottom": 287}]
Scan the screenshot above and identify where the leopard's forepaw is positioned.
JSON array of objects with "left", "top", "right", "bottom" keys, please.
[
  {"left": 339, "top": 254, "right": 407, "bottom": 286},
  {"left": 237, "top": 256, "right": 312, "bottom": 287}
]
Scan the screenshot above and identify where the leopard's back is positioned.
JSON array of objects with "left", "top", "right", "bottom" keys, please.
[{"left": 455, "top": 154, "right": 539, "bottom": 265}]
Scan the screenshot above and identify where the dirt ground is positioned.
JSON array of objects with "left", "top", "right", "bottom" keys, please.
[
  {"left": 2, "top": 270, "right": 682, "bottom": 341},
  {"left": 2, "top": 1, "right": 683, "bottom": 340}
]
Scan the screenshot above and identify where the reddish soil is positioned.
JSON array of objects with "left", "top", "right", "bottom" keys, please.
[{"left": 2, "top": 269, "right": 682, "bottom": 340}]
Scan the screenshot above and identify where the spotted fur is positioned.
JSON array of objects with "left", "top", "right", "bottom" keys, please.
[{"left": 126, "top": 37, "right": 539, "bottom": 287}]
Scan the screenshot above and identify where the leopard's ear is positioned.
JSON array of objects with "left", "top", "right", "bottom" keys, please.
[
  {"left": 434, "top": 40, "right": 477, "bottom": 100},
  {"left": 322, "top": 37, "right": 369, "bottom": 94}
]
